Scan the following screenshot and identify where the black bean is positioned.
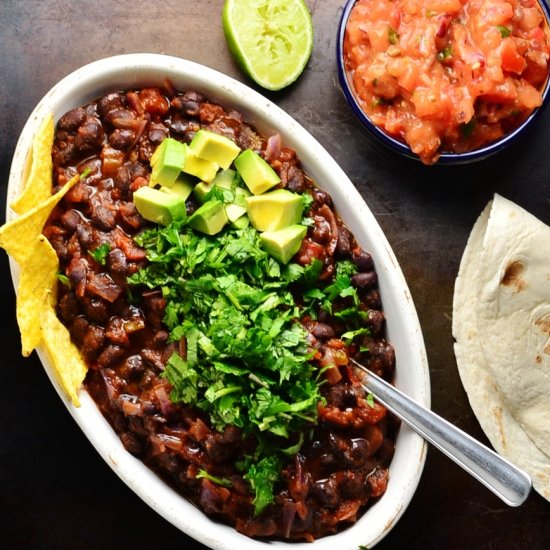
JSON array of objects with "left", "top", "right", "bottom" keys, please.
[
  {"left": 172, "top": 90, "right": 204, "bottom": 116},
  {"left": 52, "top": 141, "right": 75, "bottom": 166},
  {"left": 285, "top": 165, "right": 306, "bottom": 194},
  {"left": 364, "top": 289, "right": 381, "bottom": 309},
  {"left": 104, "top": 108, "right": 137, "bottom": 129},
  {"left": 153, "top": 330, "right": 169, "bottom": 348},
  {"left": 70, "top": 316, "right": 90, "bottom": 345},
  {"left": 339, "top": 471, "right": 366, "bottom": 499},
  {"left": 98, "top": 92, "right": 125, "bottom": 117},
  {"left": 148, "top": 122, "right": 168, "bottom": 143},
  {"left": 60, "top": 209, "right": 81, "bottom": 234},
  {"left": 74, "top": 117, "right": 104, "bottom": 153},
  {"left": 97, "top": 344, "right": 125, "bottom": 368},
  {"left": 81, "top": 297, "right": 110, "bottom": 324},
  {"left": 351, "top": 271, "right": 377, "bottom": 289},
  {"left": 48, "top": 234, "right": 69, "bottom": 262},
  {"left": 352, "top": 249, "right": 374, "bottom": 271},
  {"left": 311, "top": 322, "right": 335, "bottom": 341},
  {"left": 119, "top": 354, "right": 145, "bottom": 380},
  {"left": 311, "top": 187, "right": 333, "bottom": 207},
  {"left": 107, "top": 248, "right": 128, "bottom": 275},
  {"left": 58, "top": 107, "right": 86, "bottom": 131},
  {"left": 81, "top": 325, "right": 105, "bottom": 360},
  {"left": 364, "top": 309, "right": 385, "bottom": 335},
  {"left": 90, "top": 196, "right": 116, "bottom": 230},
  {"left": 109, "top": 128, "right": 135, "bottom": 150},
  {"left": 313, "top": 477, "right": 338, "bottom": 507},
  {"left": 58, "top": 292, "right": 81, "bottom": 323},
  {"left": 120, "top": 431, "right": 143, "bottom": 456},
  {"left": 311, "top": 215, "right": 331, "bottom": 244},
  {"left": 335, "top": 225, "right": 353, "bottom": 258}
]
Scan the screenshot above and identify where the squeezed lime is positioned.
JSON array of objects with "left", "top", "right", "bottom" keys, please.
[{"left": 222, "top": 0, "right": 314, "bottom": 91}]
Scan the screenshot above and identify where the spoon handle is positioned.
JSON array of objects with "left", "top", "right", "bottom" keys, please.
[{"left": 350, "top": 359, "right": 532, "bottom": 506}]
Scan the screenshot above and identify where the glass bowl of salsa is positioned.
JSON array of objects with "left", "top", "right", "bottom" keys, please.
[{"left": 337, "top": 0, "right": 550, "bottom": 165}]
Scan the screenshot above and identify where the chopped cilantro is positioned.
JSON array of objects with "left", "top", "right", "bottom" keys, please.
[
  {"left": 244, "top": 455, "right": 282, "bottom": 515},
  {"left": 497, "top": 25, "right": 511, "bottom": 38},
  {"left": 129, "top": 222, "right": 324, "bottom": 514},
  {"left": 437, "top": 46, "right": 453, "bottom": 61},
  {"left": 388, "top": 26, "right": 399, "bottom": 45},
  {"left": 302, "top": 192, "right": 314, "bottom": 213},
  {"left": 56, "top": 272, "right": 71, "bottom": 288},
  {"left": 128, "top": 193, "right": 371, "bottom": 515},
  {"left": 196, "top": 469, "right": 232, "bottom": 487},
  {"left": 366, "top": 393, "right": 375, "bottom": 408},
  {"left": 89, "top": 243, "right": 110, "bottom": 265}
]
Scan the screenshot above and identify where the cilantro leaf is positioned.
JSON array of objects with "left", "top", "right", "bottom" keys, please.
[
  {"left": 89, "top": 243, "right": 110, "bottom": 265},
  {"left": 245, "top": 455, "right": 282, "bottom": 515}
]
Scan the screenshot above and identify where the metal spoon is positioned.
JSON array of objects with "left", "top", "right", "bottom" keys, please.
[{"left": 350, "top": 358, "right": 532, "bottom": 506}]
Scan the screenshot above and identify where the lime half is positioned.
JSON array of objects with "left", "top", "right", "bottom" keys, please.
[{"left": 222, "top": 0, "right": 314, "bottom": 91}]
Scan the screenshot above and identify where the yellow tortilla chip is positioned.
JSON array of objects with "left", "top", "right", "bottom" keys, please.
[
  {"left": 0, "top": 173, "right": 79, "bottom": 265},
  {"left": 11, "top": 114, "right": 55, "bottom": 214},
  {"left": 41, "top": 299, "right": 87, "bottom": 407},
  {"left": 16, "top": 235, "right": 59, "bottom": 357},
  {"left": 1, "top": 114, "right": 90, "bottom": 406}
]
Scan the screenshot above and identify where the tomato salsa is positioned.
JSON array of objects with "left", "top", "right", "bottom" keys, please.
[{"left": 344, "top": 0, "right": 550, "bottom": 164}]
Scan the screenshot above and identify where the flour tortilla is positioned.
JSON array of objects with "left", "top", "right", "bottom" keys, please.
[{"left": 453, "top": 195, "right": 550, "bottom": 500}]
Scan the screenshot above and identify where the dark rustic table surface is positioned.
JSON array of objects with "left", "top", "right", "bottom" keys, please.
[{"left": 1, "top": 1, "right": 549, "bottom": 549}]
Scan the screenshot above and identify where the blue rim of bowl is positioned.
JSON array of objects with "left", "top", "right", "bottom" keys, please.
[{"left": 336, "top": 0, "right": 550, "bottom": 165}]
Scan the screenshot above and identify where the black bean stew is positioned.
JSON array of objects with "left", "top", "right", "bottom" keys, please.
[{"left": 43, "top": 86, "right": 397, "bottom": 541}]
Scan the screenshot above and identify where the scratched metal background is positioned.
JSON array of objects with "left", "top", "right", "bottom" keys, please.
[{"left": 1, "top": 1, "right": 549, "bottom": 548}]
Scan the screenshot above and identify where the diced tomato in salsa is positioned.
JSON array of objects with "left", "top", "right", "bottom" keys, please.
[{"left": 344, "top": 0, "right": 550, "bottom": 164}]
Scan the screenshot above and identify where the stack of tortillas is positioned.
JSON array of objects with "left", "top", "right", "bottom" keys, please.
[{"left": 453, "top": 194, "right": 550, "bottom": 500}]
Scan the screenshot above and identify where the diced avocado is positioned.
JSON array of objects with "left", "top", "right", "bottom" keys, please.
[
  {"left": 225, "top": 202, "right": 247, "bottom": 223},
  {"left": 231, "top": 215, "right": 250, "bottom": 229},
  {"left": 133, "top": 186, "right": 186, "bottom": 226},
  {"left": 190, "top": 130, "right": 241, "bottom": 170},
  {"left": 260, "top": 225, "right": 307, "bottom": 264},
  {"left": 246, "top": 189, "right": 303, "bottom": 232},
  {"left": 160, "top": 173, "right": 195, "bottom": 202},
  {"left": 193, "top": 181, "right": 215, "bottom": 204},
  {"left": 188, "top": 199, "right": 228, "bottom": 235},
  {"left": 150, "top": 138, "right": 168, "bottom": 166},
  {"left": 212, "top": 168, "right": 237, "bottom": 189},
  {"left": 234, "top": 149, "right": 280, "bottom": 195},
  {"left": 182, "top": 144, "right": 219, "bottom": 182},
  {"left": 234, "top": 186, "right": 251, "bottom": 208},
  {"left": 149, "top": 138, "right": 186, "bottom": 187}
]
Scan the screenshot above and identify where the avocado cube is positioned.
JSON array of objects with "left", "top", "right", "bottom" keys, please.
[
  {"left": 231, "top": 215, "right": 250, "bottom": 229},
  {"left": 149, "top": 138, "right": 168, "bottom": 166},
  {"left": 188, "top": 199, "right": 228, "bottom": 235},
  {"left": 133, "top": 186, "right": 186, "bottom": 226},
  {"left": 246, "top": 189, "right": 303, "bottom": 232},
  {"left": 193, "top": 181, "right": 216, "bottom": 204},
  {"left": 190, "top": 130, "right": 241, "bottom": 170},
  {"left": 211, "top": 168, "right": 237, "bottom": 190},
  {"left": 182, "top": 144, "right": 219, "bottom": 182},
  {"left": 260, "top": 225, "right": 307, "bottom": 264},
  {"left": 233, "top": 186, "right": 251, "bottom": 208},
  {"left": 234, "top": 149, "right": 280, "bottom": 195},
  {"left": 160, "top": 173, "right": 196, "bottom": 202},
  {"left": 149, "top": 138, "right": 186, "bottom": 188},
  {"left": 225, "top": 202, "right": 247, "bottom": 223}
]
